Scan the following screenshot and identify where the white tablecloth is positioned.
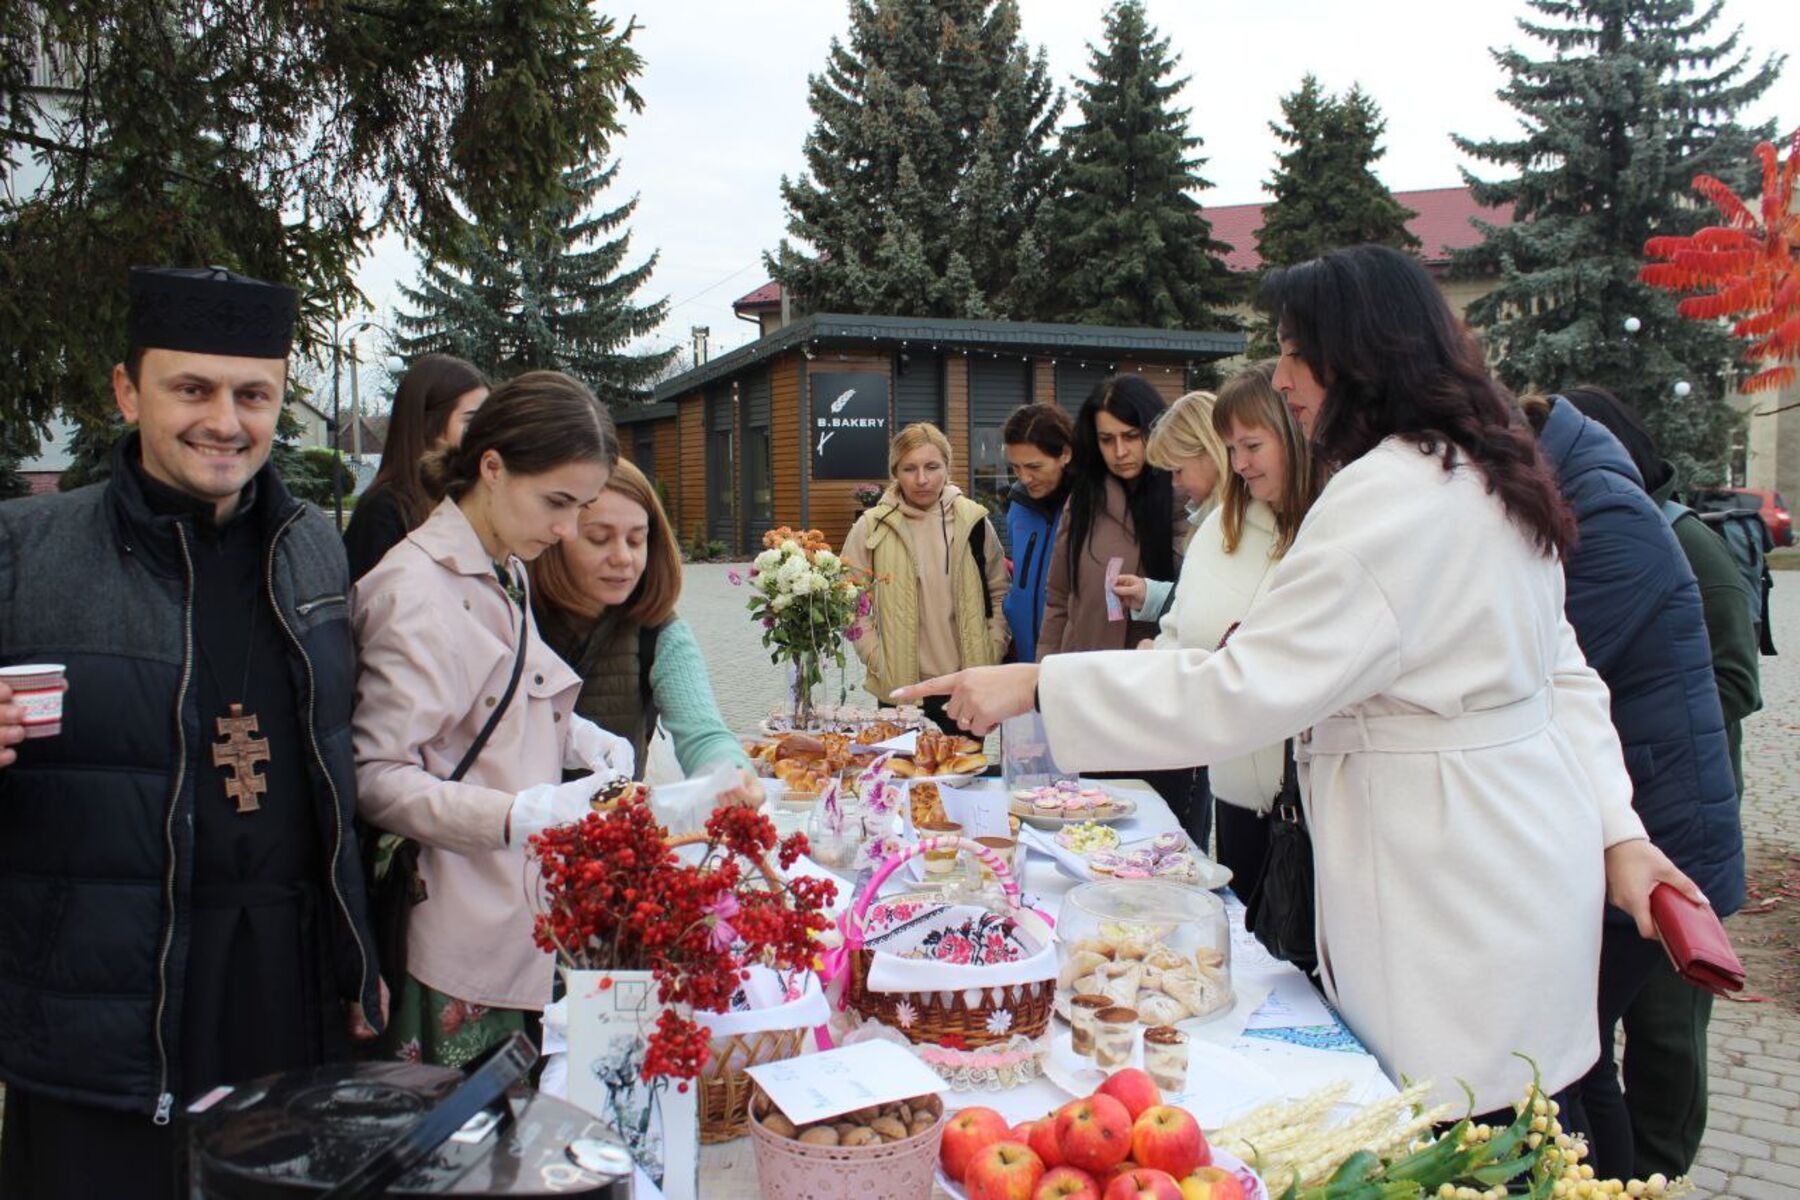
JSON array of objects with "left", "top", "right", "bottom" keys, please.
[{"left": 693, "top": 778, "right": 1397, "bottom": 1199}]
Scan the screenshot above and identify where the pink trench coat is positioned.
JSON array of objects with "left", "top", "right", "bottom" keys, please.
[{"left": 351, "top": 498, "right": 581, "bottom": 1010}]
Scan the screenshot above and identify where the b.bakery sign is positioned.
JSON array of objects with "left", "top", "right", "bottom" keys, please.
[{"left": 810, "top": 371, "right": 890, "bottom": 480}]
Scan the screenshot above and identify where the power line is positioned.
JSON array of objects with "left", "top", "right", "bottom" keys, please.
[{"left": 663, "top": 261, "right": 762, "bottom": 313}]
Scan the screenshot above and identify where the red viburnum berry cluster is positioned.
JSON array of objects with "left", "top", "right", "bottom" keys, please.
[{"left": 529, "top": 801, "right": 837, "bottom": 1082}]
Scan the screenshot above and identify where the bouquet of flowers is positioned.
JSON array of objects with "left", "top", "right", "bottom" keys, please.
[
  {"left": 741, "top": 526, "right": 871, "bottom": 727},
  {"left": 529, "top": 803, "right": 837, "bottom": 1082}
]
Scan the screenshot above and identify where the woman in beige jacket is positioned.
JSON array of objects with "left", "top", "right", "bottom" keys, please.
[
  {"left": 901, "top": 246, "right": 1700, "bottom": 1121},
  {"left": 843, "top": 423, "right": 1008, "bottom": 733},
  {"left": 352, "top": 371, "right": 634, "bottom": 1066}
]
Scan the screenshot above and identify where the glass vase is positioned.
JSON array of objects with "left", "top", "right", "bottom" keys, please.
[{"left": 786, "top": 655, "right": 819, "bottom": 730}]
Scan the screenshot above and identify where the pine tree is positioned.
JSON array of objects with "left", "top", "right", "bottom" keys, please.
[
  {"left": 767, "top": 0, "right": 1062, "bottom": 319},
  {"left": 397, "top": 159, "right": 676, "bottom": 403},
  {"left": 1258, "top": 76, "right": 1419, "bottom": 269},
  {"left": 1452, "top": 0, "right": 1781, "bottom": 483},
  {"left": 1038, "top": 0, "right": 1236, "bottom": 330}
]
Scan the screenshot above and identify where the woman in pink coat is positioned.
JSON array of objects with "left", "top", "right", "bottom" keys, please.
[{"left": 352, "top": 370, "right": 634, "bottom": 1066}]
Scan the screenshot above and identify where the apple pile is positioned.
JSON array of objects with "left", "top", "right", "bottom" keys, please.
[{"left": 940, "top": 1069, "right": 1247, "bottom": 1200}]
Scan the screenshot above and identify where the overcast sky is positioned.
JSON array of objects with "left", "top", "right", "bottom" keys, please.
[{"left": 350, "top": 0, "right": 1799, "bottom": 370}]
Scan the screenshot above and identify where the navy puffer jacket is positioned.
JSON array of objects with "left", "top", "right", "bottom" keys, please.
[{"left": 1539, "top": 397, "right": 1744, "bottom": 919}]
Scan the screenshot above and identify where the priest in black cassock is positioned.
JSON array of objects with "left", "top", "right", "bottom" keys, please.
[{"left": 0, "top": 266, "right": 384, "bottom": 1197}]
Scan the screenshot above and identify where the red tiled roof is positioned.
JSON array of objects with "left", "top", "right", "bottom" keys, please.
[
  {"left": 1207, "top": 185, "right": 1514, "bottom": 273},
  {"left": 734, "top": 279, "right": 783, "bottom": 310},
  {"left": 731, "top": 186, "right": 1513, "bottom": 308}
]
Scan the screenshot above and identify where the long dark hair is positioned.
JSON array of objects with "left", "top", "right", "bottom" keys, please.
[
  {"left": 1065, "top": 375, "right": 1177, "bottom": 594},
  {"left": 421, "top": 370, "right": 618, "bottom": 502},
  {"left": 1259, "top": 245, "right": 1574, "bottom": 555},
  {"left": 369, "top": 353, "right": 489, "bottom": 525}
]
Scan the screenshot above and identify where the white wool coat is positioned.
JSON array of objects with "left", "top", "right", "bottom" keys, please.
[
  {"left": 1039, "top": 438, "right": 1646, "bottom": 1112},
  {"left": 1155, "top": 500, "right": 1287, "bottom": 813}
]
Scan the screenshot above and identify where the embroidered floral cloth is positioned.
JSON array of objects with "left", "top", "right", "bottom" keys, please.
[{"left": 860, "top": 899, "right": 1057, "bottom": 993}]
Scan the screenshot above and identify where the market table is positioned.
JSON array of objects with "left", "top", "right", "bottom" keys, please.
[{"left": 696, "top": 778, "right": 1395, "bottom": 1200}]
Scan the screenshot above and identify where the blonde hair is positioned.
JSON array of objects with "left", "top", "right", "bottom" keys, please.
[
  {"left": 889, "top": 422, "right": 953, "bottom": 476},
  {"left": 1147, "top": 389, "right": 1228, "bottom": 482},
  {"left": 531, "top": 458, "right": 683, "bottom": 628},
  {"left": 1212, "top": 361, "right": 1322, "bottom": 557}
]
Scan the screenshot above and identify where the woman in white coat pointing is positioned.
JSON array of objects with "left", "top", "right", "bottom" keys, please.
[{"left": 898, "top": 245, "right": 1702, "bottom": 1120}]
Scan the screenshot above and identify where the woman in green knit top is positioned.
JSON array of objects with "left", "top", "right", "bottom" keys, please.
[{"left": 531, "top": 459, "right": 760, "bottom": 807}]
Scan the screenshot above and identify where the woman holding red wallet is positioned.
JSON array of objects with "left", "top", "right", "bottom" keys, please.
[{"left": 1523, "top": 386, "right": 1744, "bottom": 1179}]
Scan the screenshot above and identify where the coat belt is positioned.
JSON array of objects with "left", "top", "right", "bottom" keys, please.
[{"left": 1300, "top": 688, "right": 1552, "bottom": 758}]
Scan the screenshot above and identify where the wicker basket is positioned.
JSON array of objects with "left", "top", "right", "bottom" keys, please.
[
  {"left": 747, "top": 1087, "right": 946, "bottom": 1200},
  {"left": 699, "top": 1026, "right": 809, "bottom": 1143},
  {"left": 664, "top": 831, "right": 815, "bottom": 1143},
  {"left": 843, "top": 835, "right": 1056, "bottom": 1048}
]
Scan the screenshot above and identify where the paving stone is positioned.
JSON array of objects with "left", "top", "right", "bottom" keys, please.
[{"left": 1712, "top": 1094, "right": 1794, "bottom": 1123}]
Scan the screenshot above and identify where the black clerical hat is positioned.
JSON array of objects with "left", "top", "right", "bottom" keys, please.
[{"left": 128, "top": 266, "right": 299, "bottom": 359}]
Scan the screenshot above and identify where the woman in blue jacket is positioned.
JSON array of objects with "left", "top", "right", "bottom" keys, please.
[
  {"left": 1526, "top": 390, "right": 1744, "bottom": 1181},
  {"left": 1000, "top": 403, "right": 1074, "bottom": 663}
]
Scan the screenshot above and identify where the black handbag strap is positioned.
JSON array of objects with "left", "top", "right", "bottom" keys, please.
[
  {"left": 449, "top": 575, "right": 531, "bottom": 783},
  {"left": 1272, "top": 737, "right": 1305, "bottom": 826}
]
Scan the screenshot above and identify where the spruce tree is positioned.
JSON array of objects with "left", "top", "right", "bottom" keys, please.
[
  {"left": 1452, "top": 0, "right": 1781, "bottom": 482},
  {"left": 1258, "top": 77, "right": 1419, "bottom": 269},
  {"left": 397, "top": 159, "right": 676, "bottom": 403},
  {"left": 767, "top": 0, "right": 1062, "bottom": 319},
  {"left": 1038, "top": 0, "right": 1235, "bottom": 330}
]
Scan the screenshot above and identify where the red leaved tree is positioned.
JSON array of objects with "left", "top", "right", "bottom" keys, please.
[{"left": 1641, "top": 131, "right": 1800, "bottom": 394}]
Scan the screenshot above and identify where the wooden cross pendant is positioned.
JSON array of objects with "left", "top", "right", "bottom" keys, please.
[{"left": 212, "top": 703, "right": 271, "bottom": 814}]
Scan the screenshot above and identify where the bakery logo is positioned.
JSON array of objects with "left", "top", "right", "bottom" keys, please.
[{"left": 810, "top": 371, "right": 891, "bottom": 480}]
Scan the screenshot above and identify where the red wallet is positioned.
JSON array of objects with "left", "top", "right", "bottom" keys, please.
[{"left": 1649, "top": 883, "right": 1745, "bottom": 996}]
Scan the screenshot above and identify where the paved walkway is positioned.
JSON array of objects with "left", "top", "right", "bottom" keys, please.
[{"left": 673, "top": 562, "right": 1800, "bottom": 1198}]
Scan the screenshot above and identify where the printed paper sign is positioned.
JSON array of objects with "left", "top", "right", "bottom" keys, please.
[
  {"left": 746, "top": 1039, "right": 946, "bottom": 1126},
  {"left": 940, "top": 782, "right": 1011, "bottom": 839}
]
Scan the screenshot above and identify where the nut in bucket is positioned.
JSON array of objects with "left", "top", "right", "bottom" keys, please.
[{"left": 1, "top": 664, "right": 69, "bottom": 739}]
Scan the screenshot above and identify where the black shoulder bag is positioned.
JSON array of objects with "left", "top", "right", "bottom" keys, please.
[
  {"left": 364, "top": 599, "right": 531, "bottom": 994},
  {"left": 1243, "top": 739, "right": 1319, "bottom": 975}
]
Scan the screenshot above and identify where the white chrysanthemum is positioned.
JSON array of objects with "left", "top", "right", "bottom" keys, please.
[
  {"left": 813, "top": 550, "right": 839, "bottom": 571},
  {"left": 780, "top": 539, "right": 801, "bottom": 555},
  {"left": 789, "top": 572, "right": 816, "bottom": 596},
  {"left": 753, "top": 548, "right": 781, "bottom": 572},
  {"left": 778, "top": 556, "right": 807, "bottom": 585},
  {"left": 771, "top": 594, "right": 793, "bottom": 612}
]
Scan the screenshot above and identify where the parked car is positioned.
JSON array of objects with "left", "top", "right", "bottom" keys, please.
[{"left": 1690, "top": 487, "right": 1793, "bottom": 547}]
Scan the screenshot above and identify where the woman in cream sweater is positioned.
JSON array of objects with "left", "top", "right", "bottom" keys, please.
[{"left": 1151, "top": 363, "right": 1323, "bottom": 900}]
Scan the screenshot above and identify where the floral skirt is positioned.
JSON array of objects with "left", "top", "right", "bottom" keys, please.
[{"left": 379, "top": 973, "right": 540, "bottom": 1069}]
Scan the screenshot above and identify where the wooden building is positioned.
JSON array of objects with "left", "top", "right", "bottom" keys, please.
[{"left": 614, "top": 313, "right": 1242, "bottom": 556}]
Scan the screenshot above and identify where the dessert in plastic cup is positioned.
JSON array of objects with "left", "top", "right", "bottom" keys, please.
[{"left": 1, "top": 664, "right": 68, "bottom": 739}]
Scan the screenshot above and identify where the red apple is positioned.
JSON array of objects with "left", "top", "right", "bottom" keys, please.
[
  {"left": 1029, "top": 1114, "right": 1067, "bottom": 1168},
  {"left": 1096, "top": 1068, "right": 1162, "bottom": 1121},
  {"left": 942, "top": 1106, "right": 1012, "bottom": 1182},
  {"left": 1102, "top": 1162, "right": 1139, "bottom": 1188},
  {"left": 1011, "top": 1119, "right": 1040, "bottom": 1145},
  {"left": 1129, "top": 1105, "right": 1209, "bottom": 1178},
  {"left": 1033, "top": 1165, "right": 1103, "bottom": 1200},
  {"left": 1102, "top": 1167, "right": 1184, "bottom": 1200},
  {"left": 966, "top": 1140, "right": 1046, "bottom": 1200},
  {"left": 1178, "top": 1166, "right": 1246, "bottom": 1200},
  {"left": 1053, "top": 1094, "right": 1134, "bottom": 1174}
]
